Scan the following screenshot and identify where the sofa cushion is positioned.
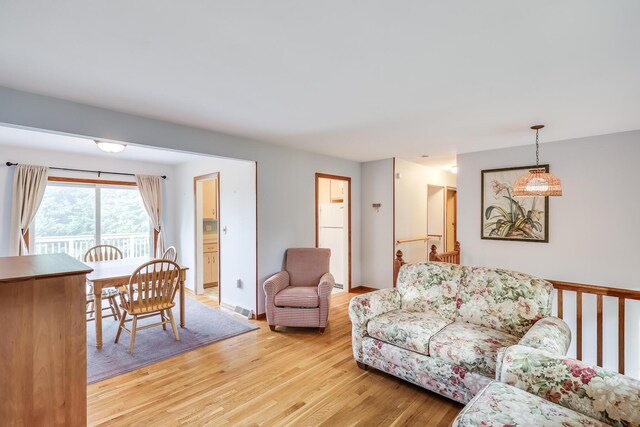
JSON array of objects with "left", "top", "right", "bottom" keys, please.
[
  {"left": 367, "top": 310, "right": 451, "bottom": 356},
  {"left": 396, "top": 262, "right": 464, "bottom": 321},
  {"left": 457, "top": 267, "right": 553, "bottom": 337},
  {"left": 453, "top": 381, "right": 607, "bottom": 427},
  {"left": 429, "top": 322, "right": 519, "bottom": 377},
  {"left": 275, "top": 286, "right": 318, "bottom": 308}
]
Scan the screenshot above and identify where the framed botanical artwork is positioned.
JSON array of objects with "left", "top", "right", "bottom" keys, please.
[{"left": 481, "top": 165, "right": 549, "bottom": 242}]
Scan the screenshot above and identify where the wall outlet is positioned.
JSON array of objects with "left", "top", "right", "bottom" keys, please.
[{"left": 236, "top": 278, "right": 242, "bottom": 288}]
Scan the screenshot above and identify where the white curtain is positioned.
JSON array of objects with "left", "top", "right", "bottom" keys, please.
[
  {"left": 9, "top": 164, "right": 49, "bottom": 256},
  {"left": 135, "top": 174, "right": 165, "bottom": 257}
]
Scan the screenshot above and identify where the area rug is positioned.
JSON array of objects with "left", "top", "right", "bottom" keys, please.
[{"left": 87, "top": 297, "right": 258, "bottom": 383}]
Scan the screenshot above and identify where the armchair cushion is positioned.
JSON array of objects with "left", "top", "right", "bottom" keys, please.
[
  {"left": 285, "top": 248, "right": 330, "bottom": 287},
  {"left": 498, "top": 345, "right": 640, "bottom": 427},
  {"left": 275, "top": 286, "right": 319, "bottom": 308},
  {"left": 367, "top": 310, "right": 451, "bottom": 356},
  {"left": 453, "top": 381, "right": 608, "bottom": 427},
  {"left": 429, "top": 322, "right": 519, "bottom": 377}
]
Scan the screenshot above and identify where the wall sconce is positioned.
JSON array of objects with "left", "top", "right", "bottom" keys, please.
[{"left": 372, "top": 203, "right": 382, "bottom": 212}]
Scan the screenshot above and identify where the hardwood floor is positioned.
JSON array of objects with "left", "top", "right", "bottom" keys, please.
[{"left": 88, "top": 287, "right": 462, "bottom": 426}]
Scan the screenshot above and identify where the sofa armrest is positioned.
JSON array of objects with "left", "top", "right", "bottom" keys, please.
[
  {"left": 518, "top": 316, "right": 571, "bottom": 355},
  {"left": 348, "top": 288, "right": 401, "bottom": 362},
  {"left": 498, "top": 345, "right": 640, "bottom": 426}
]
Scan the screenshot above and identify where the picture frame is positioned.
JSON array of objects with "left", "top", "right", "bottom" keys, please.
[{"left": 481, "top": 165, "right": 550, "bottom": 243}]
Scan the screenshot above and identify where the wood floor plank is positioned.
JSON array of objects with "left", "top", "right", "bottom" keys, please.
[{"left": 88, "top": 288, "right": 461, "bottom": 426}]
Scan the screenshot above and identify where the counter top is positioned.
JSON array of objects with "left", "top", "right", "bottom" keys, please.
[{"left": 0, "top": 253, "right": 93, "bottom": 283}]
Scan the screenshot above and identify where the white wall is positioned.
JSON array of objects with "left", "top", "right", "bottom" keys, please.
[
  {"left": 361, "top": 159, "right": 394, "bottom": 289},
  {"left": 457, "top": 130, "right": 640, "bottom": 377},
  {"left": 0, "top": 144, "right": 176, "bottom": 256},
  {"left": 174, "top": 156, "right": 256, "bottom": 313},
  {"left": 0, "top": 87, "right": 362, "bottom": 315},
  {"left": 394, "top": 158, "right": 457, "bottom": 264}
]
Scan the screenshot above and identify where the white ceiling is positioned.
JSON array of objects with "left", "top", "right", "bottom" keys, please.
[
  {"left": 0, "top": 1, "right": 638, "bottom": 162},
  {"left": 0, "top": 125, "right": 204, "bottom": 165}
]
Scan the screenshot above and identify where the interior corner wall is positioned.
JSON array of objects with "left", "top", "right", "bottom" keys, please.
[
  {"left": 174, "top": 156, "right": 256, "bottom": 312},
  {"left": 0, "top": 144, "right": 176, "bottom": 257},
  {"left": 0, "top": 87, "right": 361, "bottom": 316},
  {"left": 394, "top": 158, "right": 457, "bottom": 264},
  {"left": 457, "top": 130, "right": 640, "bottom": 378},
  {"left": 361, "top": 159, "right": 394, "bottom": 289}
]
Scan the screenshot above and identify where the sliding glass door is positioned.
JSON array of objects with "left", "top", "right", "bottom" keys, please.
[{"left": 32, "top": 182, "right": 152, "bottom": 261}]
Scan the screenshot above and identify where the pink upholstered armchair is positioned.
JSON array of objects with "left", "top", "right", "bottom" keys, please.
[{"left": 263, "top": 248, "right": 334, "bottom": 333}]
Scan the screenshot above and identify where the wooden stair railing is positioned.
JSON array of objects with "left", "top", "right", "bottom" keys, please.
[
  {"left": 429, "top": 241, "right": 461, "bottom": 264},
  {"left": 550, "top": 280, "right": 640, "bottom": 375},
  {"left": 393, "top": 242, "right": 461, "bottom": 287}
]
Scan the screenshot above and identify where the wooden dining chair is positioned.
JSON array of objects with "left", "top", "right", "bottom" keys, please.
[
  {"left": 84, "top": 244, "right": 123, "bottom": 262},
  {"left": 84, "top": 244, "right": 124, "bottom": 322},
  {"left": 162, "top": 246, "right": 178, "bottom": 262},
  {"left": 115, "top": 259, "right": 181, "bottom": 354}
]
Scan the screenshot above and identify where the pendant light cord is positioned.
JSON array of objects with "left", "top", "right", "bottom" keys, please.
[{"left": 535, "top": 128, "right": 540, "bottom": 167}]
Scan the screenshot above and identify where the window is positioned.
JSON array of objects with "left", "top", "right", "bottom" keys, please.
[{"left": 32, "top": 182, "right": 152, "bottom": 261}]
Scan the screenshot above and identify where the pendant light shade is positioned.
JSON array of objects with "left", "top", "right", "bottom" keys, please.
[
  {"left": 512, "top": 125, "right": 563, "bottom": 197},
  {"left": 512, "top": 168, "right": 562, "bottom": 196}
]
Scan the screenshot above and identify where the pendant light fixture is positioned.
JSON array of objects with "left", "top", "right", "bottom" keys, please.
[{"left": 512, "top": 125, "right": 562, "bottom": 197}]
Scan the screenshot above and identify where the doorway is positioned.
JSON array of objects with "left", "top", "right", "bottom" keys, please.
[
  {"left": 194, "top": 173, "right": 220, "bottom": 301},
  {"left": 315, "top": 173, "right": 351, "bottom": 292},
  {"left": 445, "top": 187, "right": 457, "bottom": 252},
  {"left": 427, "top": 185, "right": 445, "bottom": 253}
]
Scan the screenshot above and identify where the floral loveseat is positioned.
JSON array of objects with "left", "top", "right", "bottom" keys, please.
[
  {"left": 348, "top": 262, "right": 571, "bottom": 404},
  {"left": 454, "top": 345, "right": 640, "bottom": 426}
]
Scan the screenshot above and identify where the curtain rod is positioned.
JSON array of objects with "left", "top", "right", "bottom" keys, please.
[{"left": 5, "top": 162, "right": 167, "bottom": 179}]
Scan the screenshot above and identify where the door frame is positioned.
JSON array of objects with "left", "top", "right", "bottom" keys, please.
[
  {"left": 315, "top": 173, "right": 352, "bottom": 292},
  {"left": 445, "top": 186, "right": 457, "bottom": 252},
  {"left": 194, "top": 172, "right": 220, "bottom": 301},
  {"left": 426, "top": 184, "right": 446, "bottom": 252}
]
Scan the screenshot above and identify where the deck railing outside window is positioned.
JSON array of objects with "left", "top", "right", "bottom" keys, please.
[{"left": 34, "top": 232, "right": 151, "bottom": 261}]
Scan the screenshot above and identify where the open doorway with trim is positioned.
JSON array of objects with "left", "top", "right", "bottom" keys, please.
[
  {"left": 194, "top": 173, "right": 220, "bottom": 302},
  {"left": 315, "top": 173, "right": 351, "bottom": 292}
]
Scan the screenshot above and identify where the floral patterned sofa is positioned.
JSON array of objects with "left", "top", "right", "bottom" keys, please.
[
  {"left": 454, "top": 345, "right": 640, "bottom": 426},
  {"left": 348, "top": 262, "right": 571, "bottom": 404}
]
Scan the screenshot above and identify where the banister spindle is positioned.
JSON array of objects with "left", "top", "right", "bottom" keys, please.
[
  {"left": 576, "top": 291, "right": 583, "bottom": 360},
  {"left": 597, "top": 294, "right": 603, "bottom": 367},
  {"left": 619, "top": 298, "right": 625, "bottom": 374},
  {"left": 557, "top": 289, "right": 563, "bottom": 319}
]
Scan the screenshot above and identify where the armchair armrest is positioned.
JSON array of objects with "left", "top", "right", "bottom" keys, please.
[
  {"left": 318, "top": 272, "right": 335, "bottom": 297},
  {"left": 263, "top": 271, "right": 290, "bottom": 326},
  {"left": 264, "top": 271, "right": 290, "bottom": 297},
  {"left": 317, "top": 272, "right": 335, "bottom": 328},
  {"left": 497, "top": 345, "right": 640, "bottom": 426},
  {"left": 518, "top": 316, "right": 571, "bottom": 355},
  {"left": 348, "top": 288, "right": 401, "bottom": 362}
]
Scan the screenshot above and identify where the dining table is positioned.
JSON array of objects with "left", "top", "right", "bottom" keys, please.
[{"left": 85, "top": 257, "right": 189, "bottom": 349}]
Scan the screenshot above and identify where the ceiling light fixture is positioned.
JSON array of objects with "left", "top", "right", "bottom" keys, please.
[
  {"left": 512, "top": 125, "right": 562, "bottom": 197},
  {"left": 95, "top": 140, "right": 126, "bottom": 153}
]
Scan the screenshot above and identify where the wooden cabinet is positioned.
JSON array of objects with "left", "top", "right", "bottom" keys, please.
[
  {"left": 203, "top": 243, "right": 219, "bottom": 287},
  {"left": 0, "top": 254, "right": 92, "bottom": 426},
  {"left": 203, "top": 179, "right": 218, "bottom": 219}
]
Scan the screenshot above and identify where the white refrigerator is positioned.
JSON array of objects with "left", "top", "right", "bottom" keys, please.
[{"left": 319, "top": 203, "right": 345, "bottom": 287}]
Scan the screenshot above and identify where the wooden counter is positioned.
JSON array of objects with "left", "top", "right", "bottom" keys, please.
[{"left": 0, "top": 253, "right": 92, "bottom": 426}]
